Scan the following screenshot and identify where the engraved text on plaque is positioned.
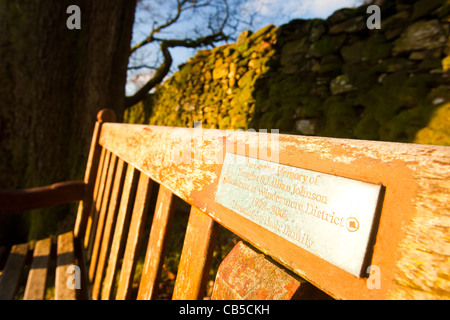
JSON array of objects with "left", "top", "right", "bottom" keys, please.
[{"left": 215, "top": 153, "right": 382, "bottom": 277}]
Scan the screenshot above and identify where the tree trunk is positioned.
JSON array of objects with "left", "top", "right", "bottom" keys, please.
[{"left": 0, "top": 0, "right": 136, "bottom": 242}]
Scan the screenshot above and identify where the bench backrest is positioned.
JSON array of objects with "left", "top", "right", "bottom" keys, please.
[{"left": 75, "top": 109, "right": 450, "bottom": 300}]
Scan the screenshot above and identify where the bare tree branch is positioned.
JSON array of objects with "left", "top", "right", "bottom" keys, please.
[
  {"left": 127, "top": 64, "right": 159, "bottom": 71},
  {"left": 125, "top": 30, "right": 227, "bottom": 108},
  {"left": 125, "top": 41, "right": 172, "bottom": 108},
  {"left": 125, "top": 0, "right": 245, "bottom": 109},
  {"left": 130, "top": 0, "right": 212, "bottom": 54}
]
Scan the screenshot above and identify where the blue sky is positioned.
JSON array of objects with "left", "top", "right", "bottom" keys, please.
[
  {"left": 242, "top": 0, "right": 364, "bottom": 24},
  {"left": 126, "top": 0, "right": 365, "bottom": 95}
]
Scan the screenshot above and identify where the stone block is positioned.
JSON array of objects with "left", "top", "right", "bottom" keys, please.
[
  {"left": 393, "top": 19, "right": 447, "bottom": 55},
  {"left": 330, "top": 74, "right": 356, "bottom": 95}
]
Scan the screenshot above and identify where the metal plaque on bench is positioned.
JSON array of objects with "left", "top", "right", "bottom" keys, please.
[{"left": 215, "top": 153, "right": 382, "bottom": 277}]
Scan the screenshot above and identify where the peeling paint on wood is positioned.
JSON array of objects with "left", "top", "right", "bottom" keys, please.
[
  {"left": 172, "top": 206, "right": 218, "bottom": 300},
  {"left": 3, "top": 115, "right": 449, "bottom": 300},
  {"left": 96, "top": 123, "right": 449, "bottom": 299},
  {"left": 137, "top": 185, "right": 176, "bottom": 300}
]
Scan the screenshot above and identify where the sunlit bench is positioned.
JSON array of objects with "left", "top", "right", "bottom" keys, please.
[{"left": 0, "top": 109, "right": 448, "bottom": 300}]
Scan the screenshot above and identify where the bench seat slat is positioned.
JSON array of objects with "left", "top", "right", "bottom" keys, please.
[
  {"left": 137, "top": 185, "right": 176, "bottom": 300},
  {"left": 172, "top": 207, "right": 218, "bottom": 300},
  {"left": 23, "top": 238, "right": 52, "bottom": 300},
  {"left": 116, "top": 173, "right": 153, "bottom": 300},
  {"left": 55, "top": 232, "right": 76, "bottom": 300},
  {"left": 0, "top": 243, "right": 29, "bottom": 300}
]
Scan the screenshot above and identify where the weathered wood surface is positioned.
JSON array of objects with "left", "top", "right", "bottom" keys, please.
[
  {"left": 172, "top": 206, "right": 218, "bottom": 300},
  {"left": 75, "top": 108, "right": 116, "bottom": 241},
  {"left": 137, "top": 185, "right": 176, "bottom": 300},
  {"left": 99, "top": 123, "right": 450, "bottom": 299},
  {"left": 86, "top": 150, "right": 112, "bottom": 255},
  {"left": 116, "top": 173, "right": 153, "bottom": 300},
  {"left": 1, "top": 107, "right": 448, "bottom": 300},
  {"left": 0, "top": 180, "right": 85, "bottom": 211},
  {"left": 101, "top": 165, "right": 139, "bottom": 300},
  {"left": 212, "top": 241, "right": 331, "bottom": 300},
  {"left": 89, "top": 153, "right": 118, "bottom": 282},
  {"left": 55, "top": 232, "right": 76, "bottom": 300},
  {"left": 75, "top": 124, "right": 102, "bottom": 240},
  {"left": 83, "top": 147, "right": 107, "bottom": 250},
  {"left": 23, "top": 238, "right": 52, "bottom": 300},
  {"left": 0, "top": 243, "right": 29, "bottom": 300},
  {"left": 92, "top": 158, "right": 126, "bottom": 300}
]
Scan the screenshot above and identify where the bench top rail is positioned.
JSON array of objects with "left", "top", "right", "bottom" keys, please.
[{"left": 91, "top": 122, "right": 449, "bottom": 300}]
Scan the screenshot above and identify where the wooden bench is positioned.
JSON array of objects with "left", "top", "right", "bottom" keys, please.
[{"left": 0, "top": 109, "right": 448, "bottom": 300}]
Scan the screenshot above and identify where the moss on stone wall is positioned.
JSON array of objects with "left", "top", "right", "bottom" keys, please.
[{"left": 126, "top": 0, "right": 450, "bottom": 146}]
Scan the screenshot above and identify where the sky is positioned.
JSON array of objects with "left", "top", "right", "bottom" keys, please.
[
  {"left": 126, "top": 0, "right": 365, "bottom": 95},
  {"left": 242, "top": 0, "right": 363, "bottom": 24}
]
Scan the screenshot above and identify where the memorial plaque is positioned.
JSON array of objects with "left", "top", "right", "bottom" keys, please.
[{"left": 215, "top": 153, "right": 382, "bottom": 277}]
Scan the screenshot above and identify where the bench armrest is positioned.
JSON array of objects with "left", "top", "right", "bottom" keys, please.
[{"left": 0, "top": 181, "right": 86, "bottom": 211}]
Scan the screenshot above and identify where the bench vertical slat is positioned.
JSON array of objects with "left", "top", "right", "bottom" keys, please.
[
  {"left": 137, "top": 185, "right": 176, "bottom": 300},
  {"left": 92, "top": 158, "right": 126, "bottom": 300},
  {"left": 23, "top": 238, "right": 52, "bottom": 300},
  {"left": 89, "top": 153, "right": 118, "bottom": 282},
  {"left": 77, "top": 147, "right": 107, "bottom": 299},
  {"left": 115, "top": 174, "right": 153, "bottom": 300},
  {"left": 55, "top": 232, "right": 76, "bottom": 300},
  {"left": 91, "top": 147, "right": 107, "bottom": 211},
  {"left": 75, "top": 109, "right": 116, "bottom": 242},
  {"left": 172, "top": 207, "right": 219, "bottom": 300},
  {"left": 0, "top": 243, "right": 29, "bottom": 300},
  {"left": 101, "top": 165, "right": 139, "bottom": 300},
  {"left": 74, "top": 120, "right": 103, "bottom": 242},
  {"left": 85, "top": 150, "right": 112, "bottom": 254},
  {"left": 83, "top": 147, "right": 107, "bottom": 250}
]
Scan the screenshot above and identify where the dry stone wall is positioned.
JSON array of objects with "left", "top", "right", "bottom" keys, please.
[{"left": 126, "top": 0, "right": 450, "bottom": 145}]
